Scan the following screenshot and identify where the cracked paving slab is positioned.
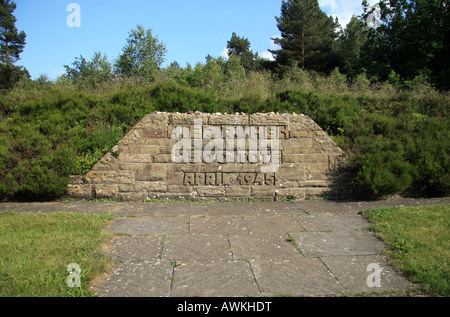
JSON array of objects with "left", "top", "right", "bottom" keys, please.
[
  {"left": 171, "top": 260, "right": 260, "bottom": 297},
  {"left": 321, "top": 255, "right": 411, "bottom": 293},
  {"left": 108, "top": 216, "right": 190, "bottom": 235},
  {"left": 100, "top": 260, "right": 173, "bottom": 297},
  {"left": 161, "top": 234, "right": 233, "bottom": 262},
  {"left": 229, "top": 233, "right": 304, "bottom": 261},
  {"left": 289, "top": 231, "right": 386, "bottom": 257},
  {"left": 250, "top": 258, "right": 346, "bottom": 296}
]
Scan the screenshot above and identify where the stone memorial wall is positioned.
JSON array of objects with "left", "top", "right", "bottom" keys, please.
[{"left": 68, "top": 112, "right": 345, "bottom": 201}]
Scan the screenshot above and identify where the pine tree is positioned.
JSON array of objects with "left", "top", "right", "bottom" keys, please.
[
  {"left": 271, "top": 0, "right": 340, "bottom": 74},
  {"left": 0, "top": 0, "right": 26, "bottom": 64},
  {"left": 227, "top": 32, "right": 257, "bottom": 73},
  {"left": 0, "top": 0, "right": 28, "bottom": 89}
]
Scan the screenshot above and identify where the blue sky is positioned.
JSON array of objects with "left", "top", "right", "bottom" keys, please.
[{"left": 14, "top": 0, "right": 374, "bottom": 80}]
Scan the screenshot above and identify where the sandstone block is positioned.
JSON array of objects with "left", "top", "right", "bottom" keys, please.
[
  {"left": 134, "top": 113, "right": 169, "bottom": 130},
  {"left": 250, "top": 114, "right": 287, "bottom": 126},
  {"left": 85, "top": 171, "right": 133, "bottom": 185},
  {"left": 143, "top": 129, "right": 167, "bottom": 139},
  {"left": 169, "top": 114, "right": 209, "bottom": 126},
  {"left": 208, "top": 114, "right": 249, "bottom": 126},
  {"left": 118, "top": 192, "right": 148, "bottom": 202},
  {"left": 117, "top": 184, "right": 135, "bottom": 193},
  {"left": 135, "top": 181, "right": 167, "bottom": 193},
  {"left": 135, "top": 164, "right": 167, "bottom": 181},
  {"left": 289, "top": 115, "right": 322, "bottom": 131},
  {"left": 119, "top": 154, "right": 153, "bottom": 164},
  {"left": 167, "top": 172, "right": 185, "bottom": 185},
  {"left": 91, "top": 153, "right": 118, "bottom": 171},
  {"left": 276, "top": 188, "right": 306, "bottom": 200},
  {"left": 67, "top": 184, "right": 93, "bottom": 198},
  {"left": 195, "top": 186, "right": 225, "bottom": 197},
  {"left": 250, "top": 186, "right": 275, "bottom": 198},
  {"left": 277, "top": 164, "right": 307, "bottom": 181},
  {"left": 305, "top": 187, "right": 330, "bottom": 199},
  {"left": 93, "top": 185, "right": 117, "bottom": 199},
  {"left": 152, "top": 154, "right": 173, "bottom": 163},
  {"left": 225, "top": 186, "right": 250, "bottom": 197}
]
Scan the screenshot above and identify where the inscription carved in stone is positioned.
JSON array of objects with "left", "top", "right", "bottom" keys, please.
[{"left": 67, "top": 112, "right": 345, "bottom": 201}]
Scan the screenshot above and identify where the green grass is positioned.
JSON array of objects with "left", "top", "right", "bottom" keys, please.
[
  {"left": 361, "top": 204, "right": 450, "bottom": 296},
  {"left": 0, "top": 212, "right": 114, "bottom": 297}
]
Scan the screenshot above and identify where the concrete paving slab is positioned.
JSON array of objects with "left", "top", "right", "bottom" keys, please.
[
  {"left": 250, "top": 258, "right": 346, "bottom": 296},
  {"left": 108, "top": 216, "right": 190, "bottom": 235},
  {"left": 171, "top": 261, "right": 260, "bottom": 297},
  {"left": 244, "top": 215, "right": 306, "bottom": 234},
  {"left": 162, "top": 235, "right": 233, "bottom": 262},
  {"left": 204, "top": 202, "right": 260, "bottom": 216},
  {"left": 153, "top": 203, "right": 210, "bottom": 216},
  {"left": 189, "top": 215, "right": 249, "bottom": 235},
  {"left": 101, "top": 260, "right": 173, "bottom": 297},
  {"left": 290, "top": 231, "right": 385, "bottom": 257},
  {"left": 296, "top": 213, "right": 371, "bottom": 233},
  {"left": 292, "top": 200, "right": 349, "bottom": 214},
  {"left": 229, "top": 234, "right": 304, "bottom": 261},
  {"left": 321, "top": 255, "right": 411, "bottom": 293},
  {"left": 250, "top": 201, "right": 299, "bottom": 214},
  {"left": 111, "top": 236, "right": 164, "bottom": 263}
]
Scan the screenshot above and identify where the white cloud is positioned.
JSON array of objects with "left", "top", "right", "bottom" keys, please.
[
  {"left": 259, "top": 51, "right": 275, "bottom": 61},
  {"left": 221, "top": 47, "right": 229, "bottom": 60},
  {"left": 270, "top": 35, "right": 282, "bottom": 51},
  {"left": 51, "top": 70, "right": 65, "bottom": 77},
  {"left": 319, "top": 0, "right": 379, "bottom": 28}
]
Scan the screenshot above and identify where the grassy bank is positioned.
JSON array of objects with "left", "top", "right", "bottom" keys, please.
[
  {"left": 362, "top": 204, "right": 450, "bottom": 296},
  {"left": 0, "top": 212, "right": 114, "bottom": 297},
  {"left": 0, "top": 77, "right": 449, "bottom": 201}
]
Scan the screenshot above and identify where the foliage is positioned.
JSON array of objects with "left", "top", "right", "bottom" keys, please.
[
  {"left": 272, "top": 0, "right": 341, "bottom": 74},
  {"left": 227, "top": 32, "right": 258, "bottom": 73},
  {"left": 63, "top": 52, "right": 113, "bottom": 89},
  {"left": 0, "top": 0, "right": 26, "bottom": 65},
  {"left": 115, "top": 24, "right": 167, "bottom": 83},
  {"left": 0, "top": 0, "right": 29, "bottom": 89},
  {"left": 337, "top": 16, "right": 368, "bottom": 79},
  {"left": 361, "top": 0, "right": 450, "bottom": 90}
]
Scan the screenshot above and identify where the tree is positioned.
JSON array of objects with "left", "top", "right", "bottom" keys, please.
[
  {"left": 271, "top": 0, "right": 341, "bottom": 75},
  {"left": 63, "top": 52, "right": 113, "bottom": 88},
  {"left": 227, "top": 32, "right": 257, "bottom": 73},
  {"left": 115, "top": 24, "right": 167, "bottom": 82},
  {"left": 337, "top": 16, "right": 368, "bottom": 79},
  {"left": 361, "top": 0, "right": 450, "bottom": 90},
  {"left": 0, "top": 0, "right": 29, "bottom": 89}
]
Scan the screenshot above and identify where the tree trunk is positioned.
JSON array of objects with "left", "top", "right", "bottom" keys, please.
[{"left": 301, "top": 29, "right": 305, "bottom": 70}]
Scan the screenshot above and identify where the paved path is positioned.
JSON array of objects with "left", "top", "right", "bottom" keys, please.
[{"left": 1, "top": 197, "right": 448, "bottom": 297}]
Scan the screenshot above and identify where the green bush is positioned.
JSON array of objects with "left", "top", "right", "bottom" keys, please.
[
  {"left": 342, "top": 110, "right": 449, "bottom": 198},
  {"left": 275, "top": 90, "right": 360, "bottom": 136}
]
